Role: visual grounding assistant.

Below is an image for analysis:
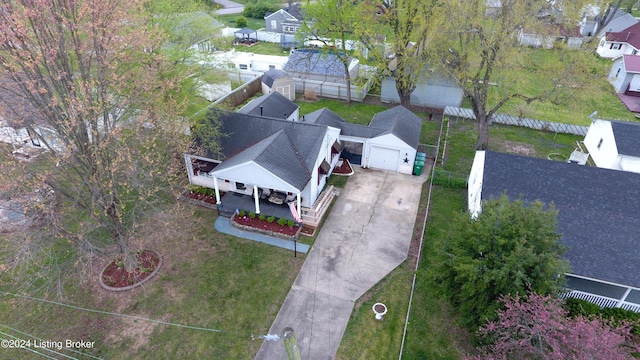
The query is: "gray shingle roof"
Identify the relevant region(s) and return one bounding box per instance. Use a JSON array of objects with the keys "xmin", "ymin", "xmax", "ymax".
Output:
[
  {"xmin": 304, "ymin": 106, "xmax": 422, "ymax": 144},
  {"xmin": 370, "ymin": 106, "xmax": 422, "ymax": 148},
  {"xmin": 262, "ymin": 69, "xmax": 288, "ymax": 88},
  {"xmin": 196, "ymin": 109, "xmax": 327, "ymax": 191},
  {"xmin": 238, "ymin": 91, "xmax": 298, "ymax": 119},
  {"xmin": 480, "ymin": 151, "xmax": 640, "ymax": 288},
  {"xmin": 611, "ymin": 121, "xmax": 640, "ymax": 157},
  {"xmin": 284, "ymin": 51, "xmax": 347, "ymax": 77}
]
